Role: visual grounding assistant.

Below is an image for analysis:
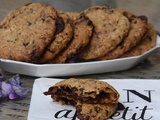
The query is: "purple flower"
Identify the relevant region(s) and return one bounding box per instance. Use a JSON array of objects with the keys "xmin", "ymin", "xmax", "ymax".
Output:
[
  {"xmin": 0, "ymin": 73, "xmax": 28, "ymax": 100},
  {"xmin": 1, "ymin": 82, "xmax": 12, "ymax": 97},
  {"xmin": 9, "ymin": 75, "xmax": 28, "ymax": 99}
]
